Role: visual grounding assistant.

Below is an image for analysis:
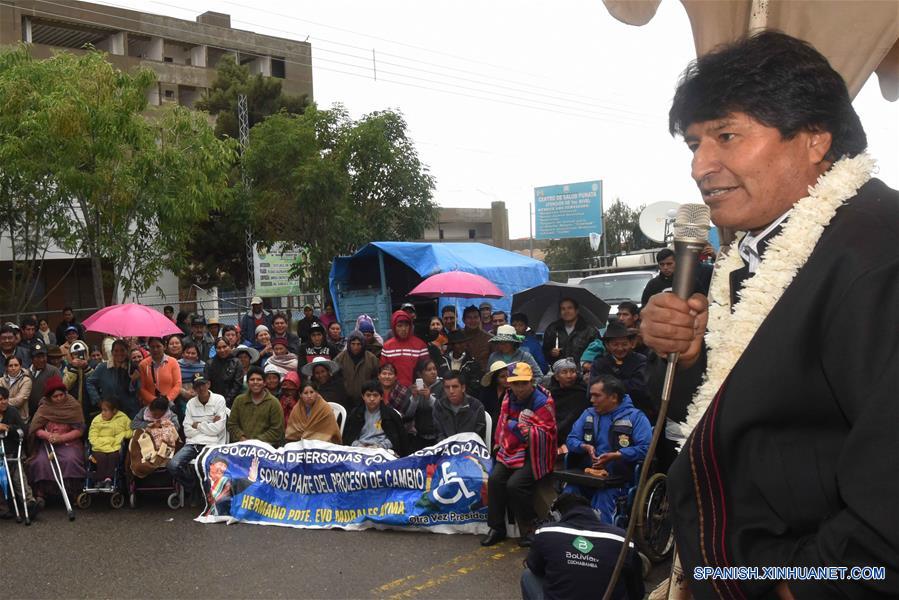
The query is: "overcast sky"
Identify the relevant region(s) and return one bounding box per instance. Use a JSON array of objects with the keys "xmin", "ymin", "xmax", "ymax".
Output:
[{"xmin": 98, "ymin": 0, "xmax": 899, "ymax": 239}]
